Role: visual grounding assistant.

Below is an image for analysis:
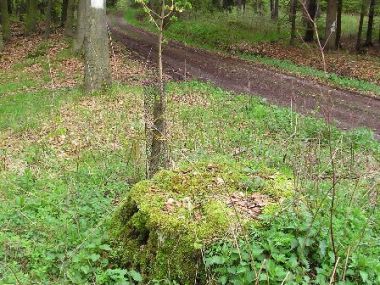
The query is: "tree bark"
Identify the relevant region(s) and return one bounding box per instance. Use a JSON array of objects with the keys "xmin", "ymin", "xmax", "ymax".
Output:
[
  {"xmin": 84, "ymin": 0, "xmax": 111, "ymax": 93},
  {"xmin": 325, "ymin": 0, "xmax": 338, "ymax": 50},
  {"xmin": 74, "ymin": 0, "xmax": 86, "ymax": 52},
  {"xmin": 270, "ymin": 0, "xmax": 274, "ymax": 18},
  {"xmin": 304, "ymin": 0, "xmax": 317, "ymax": 42},
  {"xmin": 149, "ymin": 0, "xmax": 169, "ymax": 177},
  {"xmin": 356, "ymin": 0, "xmax": 368, "ymax": 52},
  {"xmin": 64, "ymin": 0, "xmax": 75, "ymax": 36},
  {"xmin": 25, "ymin": 0, "xmax": 38, "ymax": 34},
  {"xmin": 290, "ymin": 0, "xmax": 297, "ymax": 45},
  {"xmin": 365, "ymin": 0, "xmax": 376, "ymax": 46},
  {"xmin": 236, "ymin": 0, "xmax": 242, "ymax": 11},
  {"xmin": 273, "ymin": 0, "xmax": 279, "ymax": 19},
  {"xmin": 0, "ymin": 24, "xmax": 4, "ymax": 51},
  {"xmin": 0, "ymin": 0, "xmax": 10, "ymax": 40},
  {"xmin": 44, "ymin": 0, "xmax": 52, "ymax": 38},
  {"xmin": 257, "ymin": 0, "xmax": 263, "ymax": 15},
  {"xmin": 335, "ymin": 0, "xmax": 342, "ymax": 49},
  {"xmin": 61, "ymin": 0, "xmax": 68, "ymax": 26},
  {"xmin": 7, "ymin": 0, "xmax": 11, "ymax": 14}
]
